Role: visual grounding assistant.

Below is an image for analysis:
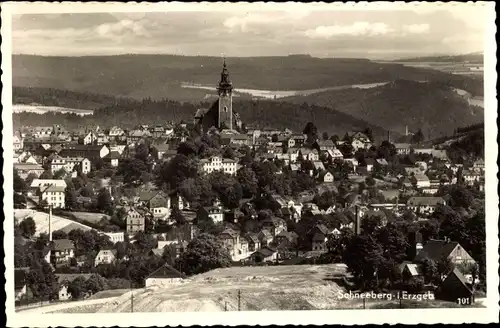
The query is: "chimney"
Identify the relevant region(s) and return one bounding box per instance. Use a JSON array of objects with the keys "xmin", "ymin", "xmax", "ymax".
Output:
[
  {"xmin": 354, "ymin": 205, "xmax": 361, "ymax": 235},
  {"xmin": 48, "ymin": 204, "xmax": 53, "ymax": 242},
  {"xmin": 387, "ymin": 130, "xmax": 391, "ymax": 143},
  {"xmin": 415, "ymin": 231, "xmax": 423, "ymax": 255},
  {"xmin": 405, "ymin": 125, "xmax": 408, "ymax": 136}
]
